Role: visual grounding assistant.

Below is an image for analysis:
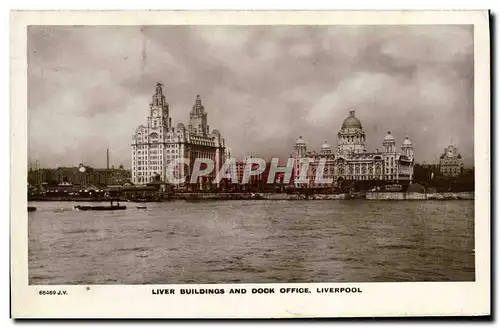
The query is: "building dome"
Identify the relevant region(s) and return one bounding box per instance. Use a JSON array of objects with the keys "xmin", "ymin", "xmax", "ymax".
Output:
[
  {"xmin": 403, "ymin": 136, "xmax": 412, "ymax": 146},
  {"xmin": 321, "ymin": 140, "xmax": 332, "ymax": 150},
  {"xmin": 296, "ymin": 136, "xmax": 306, "ymax": 145},
  {"xmin": 341, "ymin": 108, "xmax": 362, "ymax": 129},
  {"xmin": 384, "ymin": 131, "xmax": 395, "ymax": 141}
]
